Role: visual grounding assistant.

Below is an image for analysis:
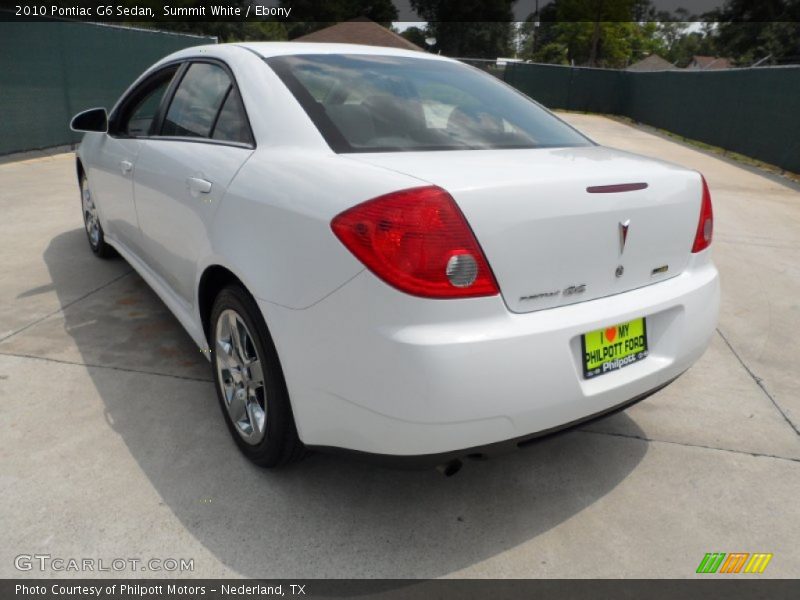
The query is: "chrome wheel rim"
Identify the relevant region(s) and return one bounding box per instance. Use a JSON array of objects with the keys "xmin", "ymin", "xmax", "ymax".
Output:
[
  {"xmin": 81, "ymin": 178, "xmax": 100, "ymax": 248},
  {"xmin": 214, "ymin": 309, "xmax": 267, "ymax": 445}
]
